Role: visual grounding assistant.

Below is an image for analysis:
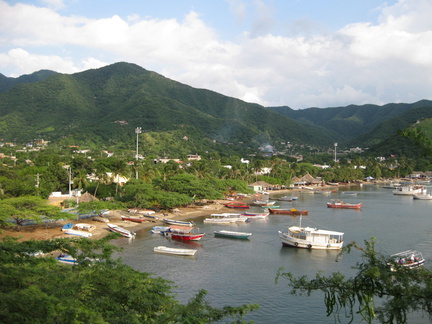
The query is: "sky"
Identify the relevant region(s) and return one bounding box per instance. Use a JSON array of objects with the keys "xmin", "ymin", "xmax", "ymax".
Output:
[{"xmin": 1, "ymin": 0, "xmax": 432, "ymax": 109}]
